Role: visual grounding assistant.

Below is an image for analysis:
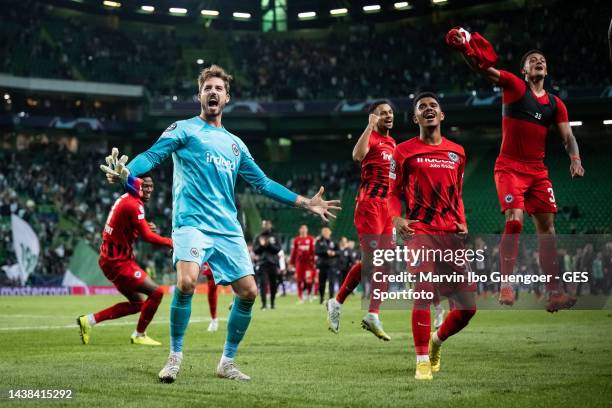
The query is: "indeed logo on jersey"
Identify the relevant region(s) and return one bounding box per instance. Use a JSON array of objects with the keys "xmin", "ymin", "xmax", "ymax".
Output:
[
  {"xmin": 416, "ymin": 157, "xmax": 457, "ymax": 169},
  {"xmin": 206, "ymin": 152, "xmax": 236, "ymax": 173}
]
